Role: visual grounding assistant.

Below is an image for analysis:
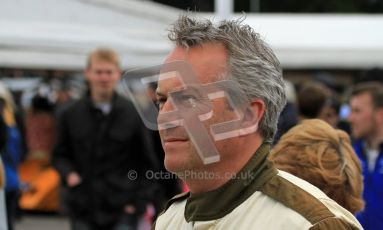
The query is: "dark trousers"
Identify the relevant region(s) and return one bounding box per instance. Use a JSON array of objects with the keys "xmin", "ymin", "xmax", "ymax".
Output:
[{"xmin": 5, "ymin": 190, "xmax": 19, "ymax": 230}]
